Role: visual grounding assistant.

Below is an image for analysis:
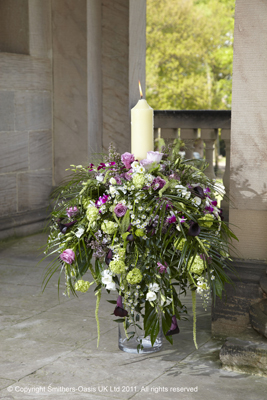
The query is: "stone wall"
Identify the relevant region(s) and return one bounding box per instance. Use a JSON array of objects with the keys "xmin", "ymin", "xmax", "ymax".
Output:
[{"xmin": 0, "ymin": 0, "xmax": 53, "ymax": 239}]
